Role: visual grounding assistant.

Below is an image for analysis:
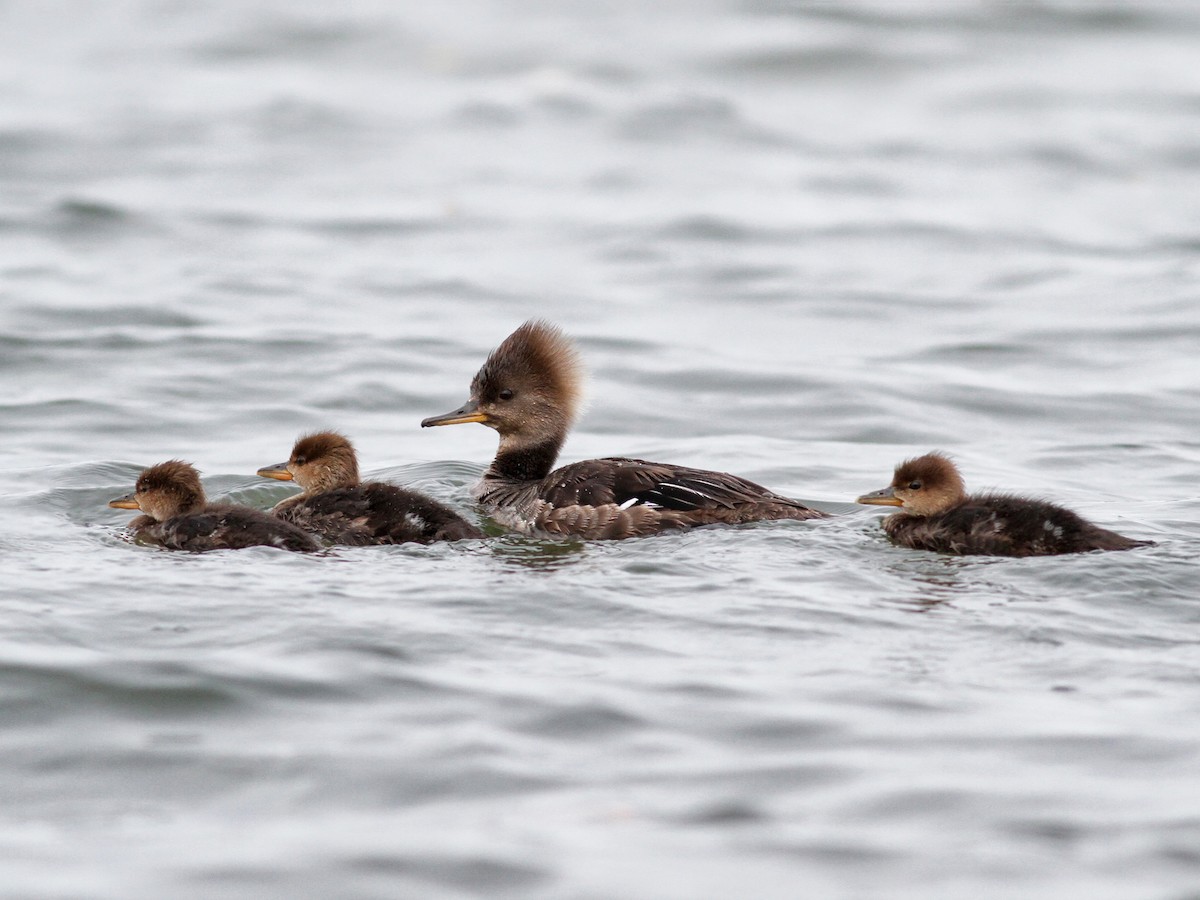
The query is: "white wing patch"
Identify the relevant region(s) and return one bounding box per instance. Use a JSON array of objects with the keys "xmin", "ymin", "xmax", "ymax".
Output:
[
  {"xmin": 681, "ymin": 478, "xmax": 725, "ymax": 492},
  {"xmin": 660, "ymin": 484, "xmax": 714, "ymax": 502},
  {"xmin": 618, "ymin": 496, "xmax": 663, "ymax": 510}
]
